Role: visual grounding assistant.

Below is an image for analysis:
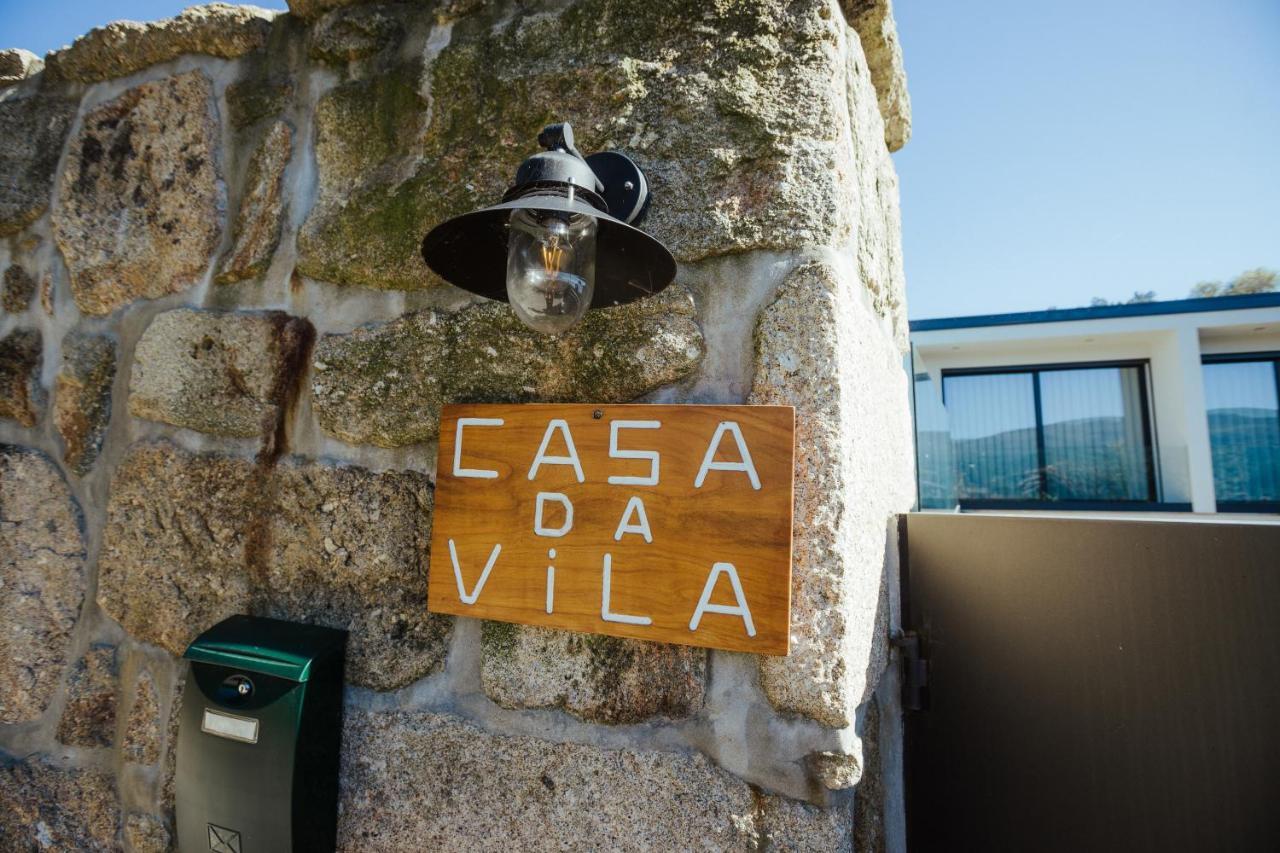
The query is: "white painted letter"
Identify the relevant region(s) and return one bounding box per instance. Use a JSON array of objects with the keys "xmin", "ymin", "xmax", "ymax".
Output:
[
  {"xmin": 534, "ymin": 492, "xmax": 574, "ymax": 538},
  {"xmin": 608, "ymin": 420, "xmax": 661, "ymax": 485},
  {"xmin": 448, "ymin": 539, "xmax": 502, "ymax": 605},
  {"xmin": 528, "ymin": 419, "xmax": 585, "ymax": 483},
  {"xmin": 601, "ymin": 553, "xmax": 652, "ymax": 625},
  {"xmin": 694, "ymin": 421, "xmax": 761, "ymax": 490},
  {"xmin": 689, "ymin": 562, "xmax": 756, "ymax": 637},
  {"xmin": 546, "ymin": 548, "xmax": 556, "ymax": 614},
  {"xmin": 612, "ymin": 496, "xmax": 653, "ymax": 543},
  {"xmin": 453, "ymin": 417, "xmax": 504, "ymax": 479}
]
